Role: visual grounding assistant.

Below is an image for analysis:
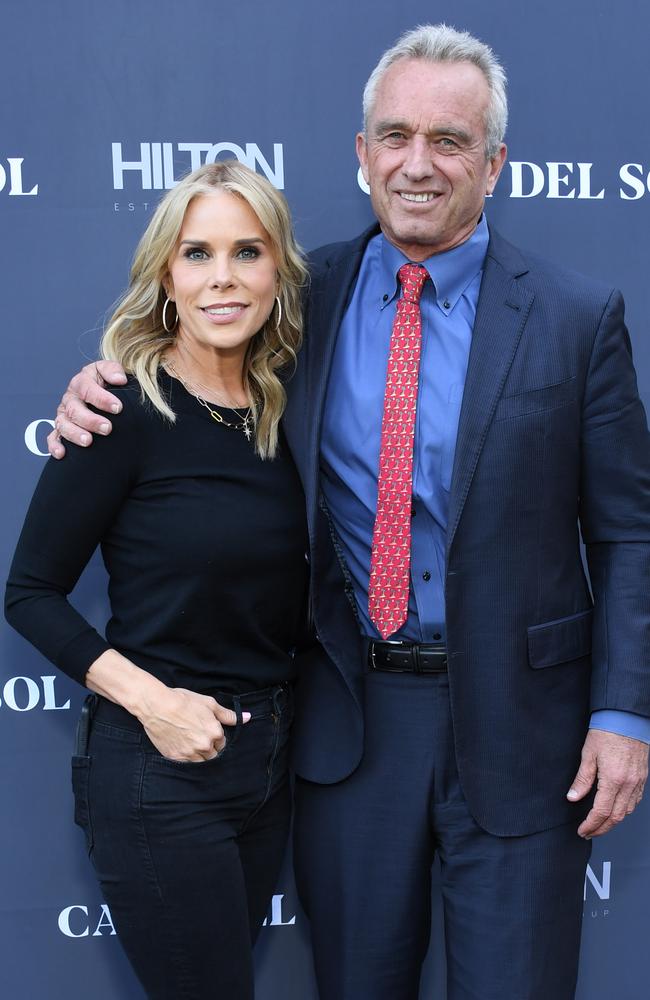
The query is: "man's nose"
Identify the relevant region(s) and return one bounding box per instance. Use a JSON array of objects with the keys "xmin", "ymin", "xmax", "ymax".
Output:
[{"xmin": 401, "ymin": 137, "xmax": 435, "ymax": 181}]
